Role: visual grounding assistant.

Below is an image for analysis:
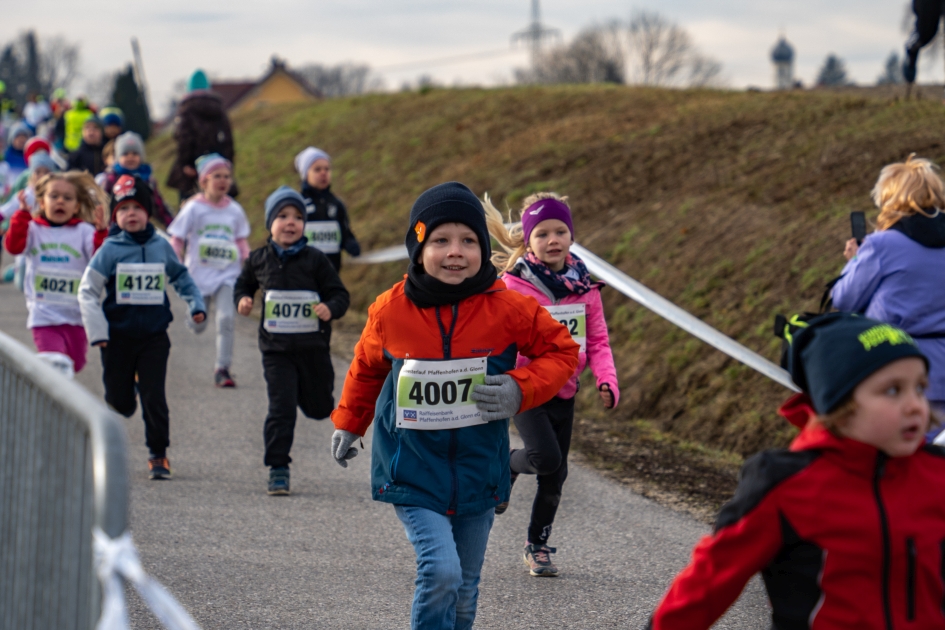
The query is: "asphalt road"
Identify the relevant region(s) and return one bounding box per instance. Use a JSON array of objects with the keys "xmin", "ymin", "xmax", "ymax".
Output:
[{"xmin": 0, "ymin": 252, "xmax": 769, "ymax": 629}]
